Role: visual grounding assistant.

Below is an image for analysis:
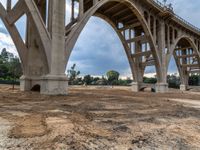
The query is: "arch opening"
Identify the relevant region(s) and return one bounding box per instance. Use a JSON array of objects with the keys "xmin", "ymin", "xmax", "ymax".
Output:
[
  {"xmin": 66, "ymin": 16, "xmax": 132, "ymax": 84},
  {"xmin": 65, "ymin": 0, "xmax": 161, "ymax": 88},
  {"xmin": 168, "ymin": 37, "xmax": 200, "ymax": 90},
  {"xmin": 31, "ymin": 84, "xmax": 41, "ymax": 92}
]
